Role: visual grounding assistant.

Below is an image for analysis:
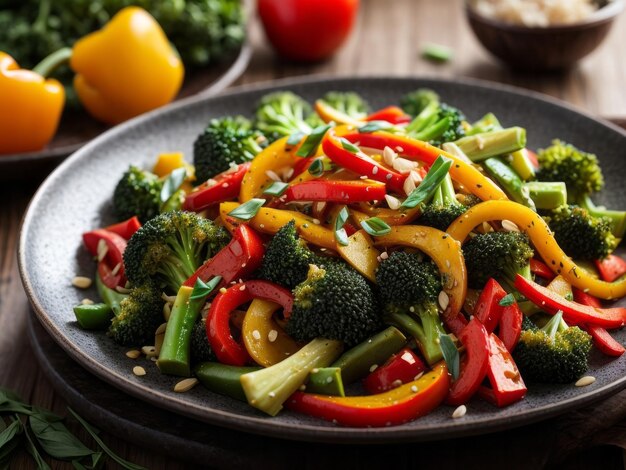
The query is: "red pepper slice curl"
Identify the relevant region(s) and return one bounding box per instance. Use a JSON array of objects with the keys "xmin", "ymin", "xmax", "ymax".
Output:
[
  {"xmin": 104, "ymin": 216, "xmax": 142, "ymax": 240},
  {"xmin": 594, "ymin": 255, "xmax": 626, "ymax": 283},
  {"xmin": 82, "ymin": 229, "xmax": 128, "ymax": 289},
  {"xmin": 283, "ymin": 180, "xmax": 387, "ymax": 203},
  {"xmin": 573, "ymin": 288, "xmax": 625, "ymax": 357},
  {"xmin": 498, "ymin": 302, "xmax": 523, "ymax": 353},
  {"xmin": 362, "ymin": 348, "xmax": 427, "ymax": 395},
  {"xmin": 364, "ymin": 106, "xmax": 412, "ymax": 124},
  {"xmin": 183, "ymin": 162, "xmax": 251, "ymax": 212},
  {"xmin": 473, "ymin": 278, "xmax": 506, "ymax": 333},
  {"xmin": 530, "ymin": 258, "xmax": 555, "ymax": 280}
]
